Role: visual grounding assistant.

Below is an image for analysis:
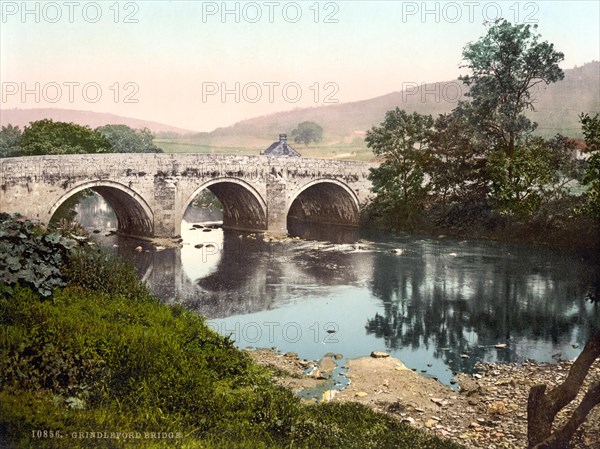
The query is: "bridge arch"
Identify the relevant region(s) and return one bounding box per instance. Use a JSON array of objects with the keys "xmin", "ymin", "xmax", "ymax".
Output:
[
  {"xmin": 286, "ymin": 179, "xmax": 360, "ymax": 227},
  {"xmin": 183, "ymin": 178, "xmax": 267, "ymax": 232},
  {"xmin": 49, "ymin": 180, "xmax": 154, "ymax": 236}
]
